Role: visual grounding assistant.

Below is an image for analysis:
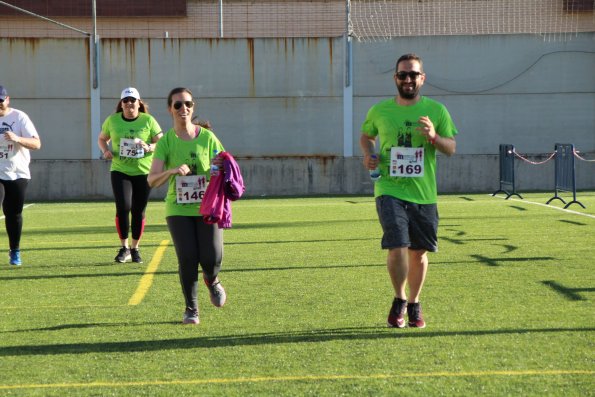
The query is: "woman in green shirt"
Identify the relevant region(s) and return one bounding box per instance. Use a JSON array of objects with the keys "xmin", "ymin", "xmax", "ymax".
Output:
[
  {"xmin": 98, "ymin": 87, "xmax": 163, "ymax": 264},
  {"xmin": 148, "ymin": 87, "xmax": 226, "ymax": 325}
]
